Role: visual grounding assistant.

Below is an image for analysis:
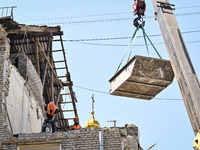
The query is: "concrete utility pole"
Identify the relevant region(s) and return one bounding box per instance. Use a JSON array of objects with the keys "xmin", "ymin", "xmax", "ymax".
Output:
[{"xmin": 151, "ymin": 0, "xmax": 200, "ymax": 135}]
